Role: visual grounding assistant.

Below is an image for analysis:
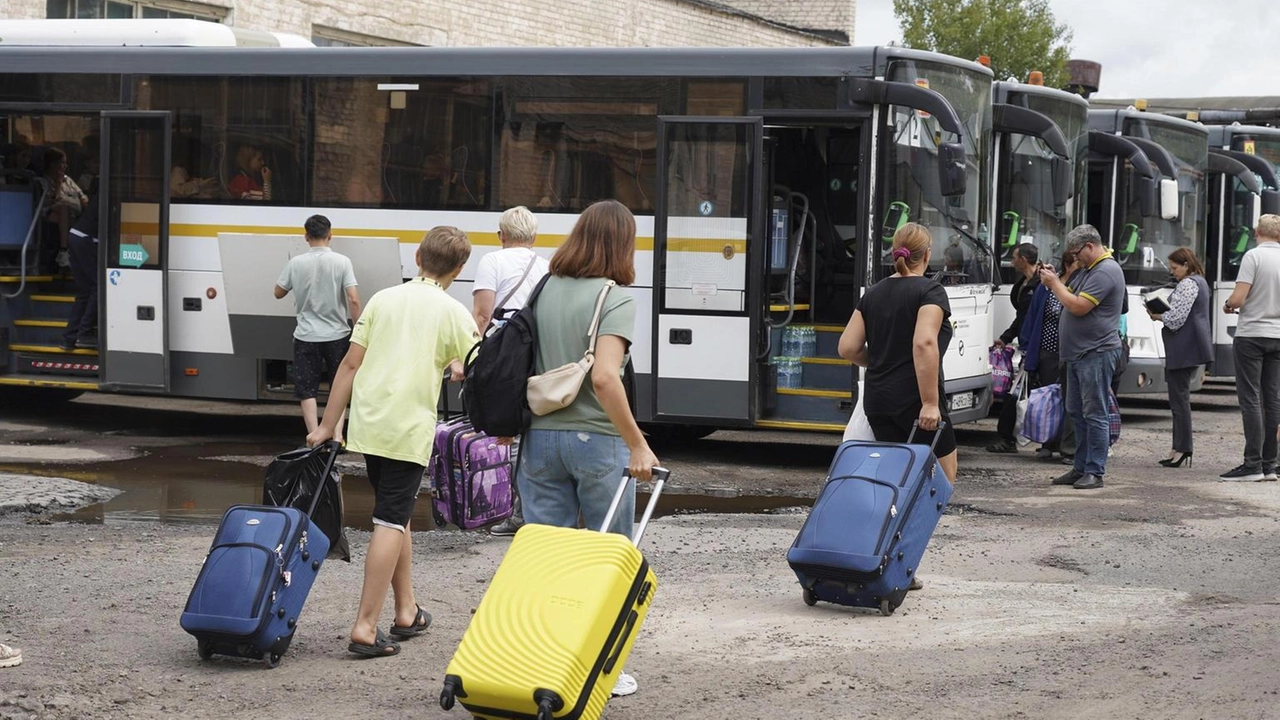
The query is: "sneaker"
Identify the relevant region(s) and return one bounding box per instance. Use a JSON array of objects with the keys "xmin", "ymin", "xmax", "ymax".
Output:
[
  {"xmin": 611, "ymin": 672, "xmax": 638, "ymax": 698},
  {"xmin": 488, "ymin": 517, "xmax": 523, "ymax": 537},
  {"xmin": 56, "ymin": 250, "xmax": 70, "ymax": 269},
  {"xmin": 59, "ymin": 337, "xmax": 77, "ymax": 352},
  {"xmin": 75, "ymin": 334, "xmax": 98, "ymax": 350},
  {"xmin": 985, "ymin": 440, "xmax": 1017, "ymax": 454},
  {"xmin": 0, "ymin": 643, "xmax": 21, "ymax": 669},
  {"xmin": 1219, "ymin": 464, "xmax": 1264, "ymax": 482},
  {"xmin": 1264, "ymin": 468, "xmax": 1278, "ymax": 482}
]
